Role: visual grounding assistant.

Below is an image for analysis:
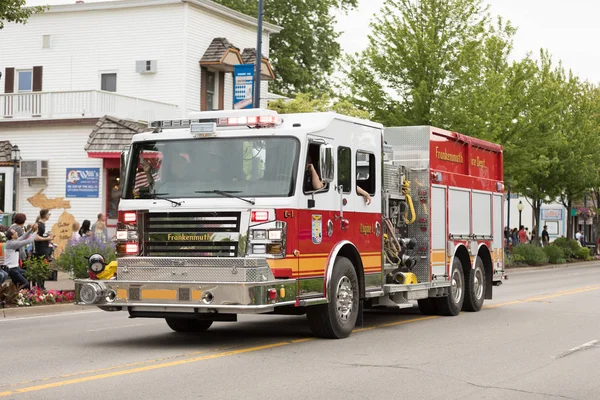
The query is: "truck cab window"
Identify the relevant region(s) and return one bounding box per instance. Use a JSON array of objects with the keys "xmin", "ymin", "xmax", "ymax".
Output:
[
  {"xmin": 356, "ymin": 151, "xmax": 375, "ymax": 196},
  {"xmin": 337, "ymin": 146, "xmax": 351, "ymax": 193},
  {"xmin": 304, "ymin": 143, "xmax": 328, "ymax": 193}
]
